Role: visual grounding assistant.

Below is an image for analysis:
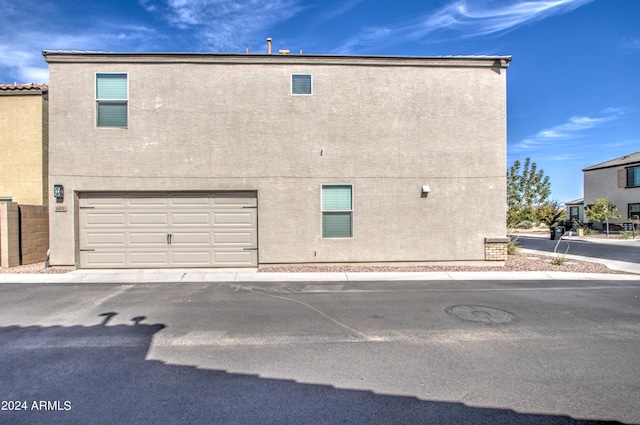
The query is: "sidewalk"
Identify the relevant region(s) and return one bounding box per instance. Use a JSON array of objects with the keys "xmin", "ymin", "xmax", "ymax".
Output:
[{"xmin": 0, "ymin": 268, "xmax": 638, "ymax": 284}]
